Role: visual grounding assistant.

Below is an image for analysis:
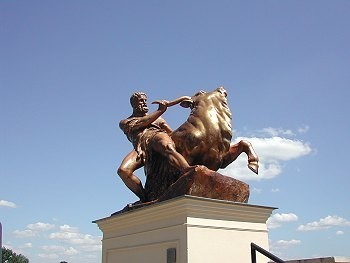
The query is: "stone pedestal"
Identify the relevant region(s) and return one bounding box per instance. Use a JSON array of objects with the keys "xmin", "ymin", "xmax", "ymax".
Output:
[{"xmin": 94, "ymin": 196, "xmax": 276, "ymax": 263}]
